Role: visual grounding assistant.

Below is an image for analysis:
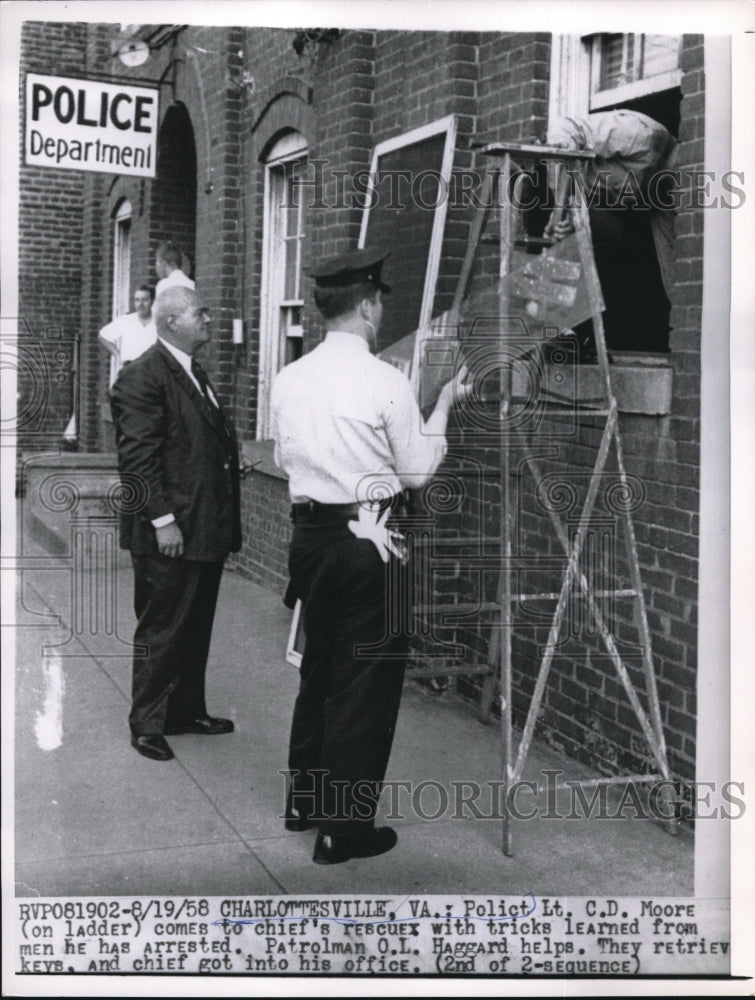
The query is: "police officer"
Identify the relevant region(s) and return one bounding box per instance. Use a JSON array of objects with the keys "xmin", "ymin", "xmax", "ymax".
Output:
[{"xmin": 270, "ymin": 247, "xmax": 472, "ymax": 864}]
